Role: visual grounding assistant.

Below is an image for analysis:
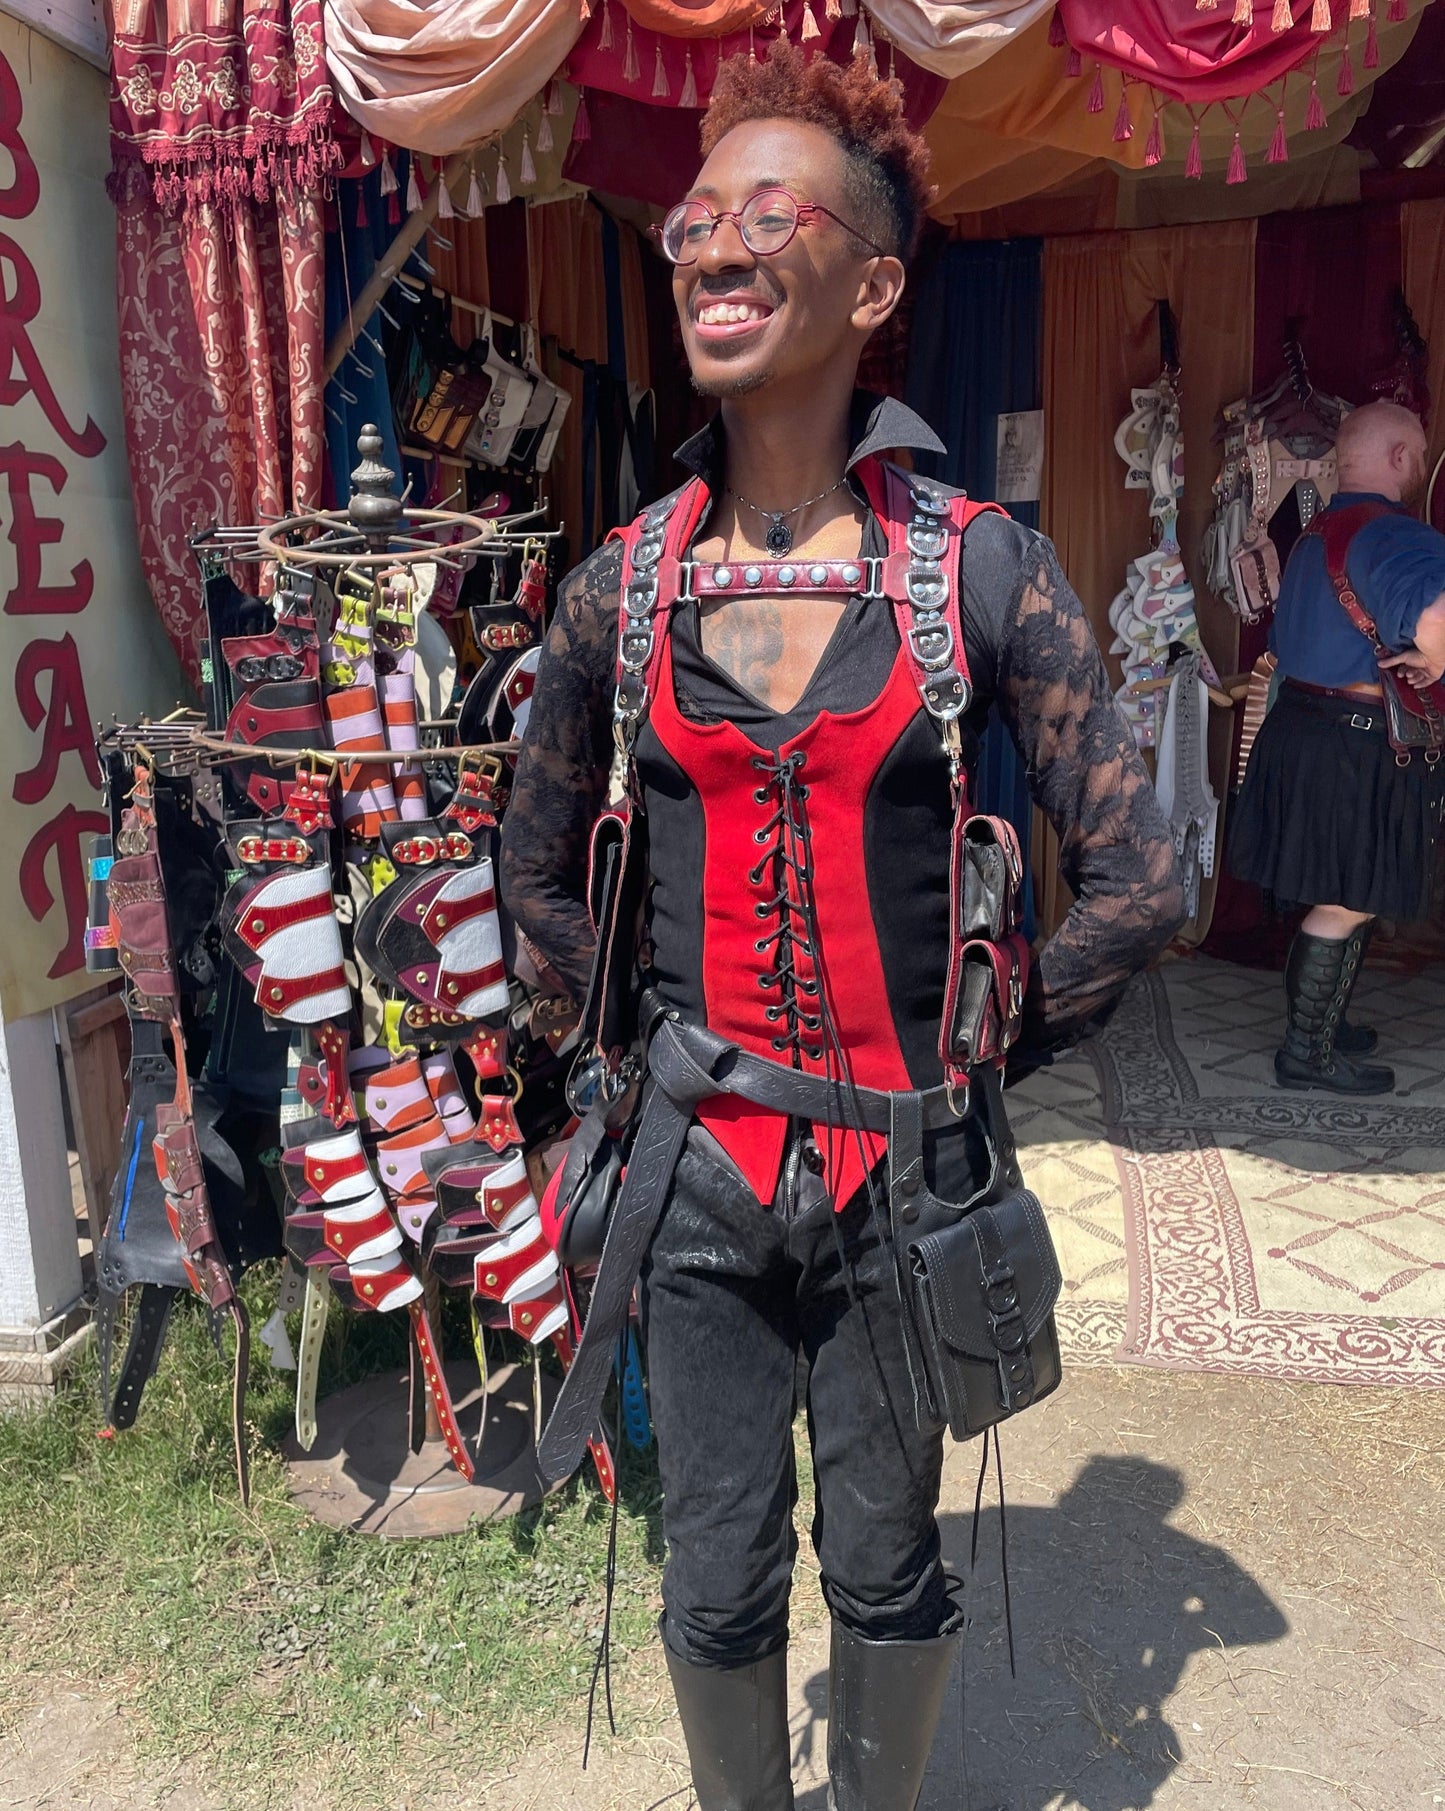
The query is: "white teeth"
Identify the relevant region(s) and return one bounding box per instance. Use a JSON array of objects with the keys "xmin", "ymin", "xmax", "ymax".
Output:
[{"xmin": 698, "ymin": 301, "xmax": 769, "ymax": 326}]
